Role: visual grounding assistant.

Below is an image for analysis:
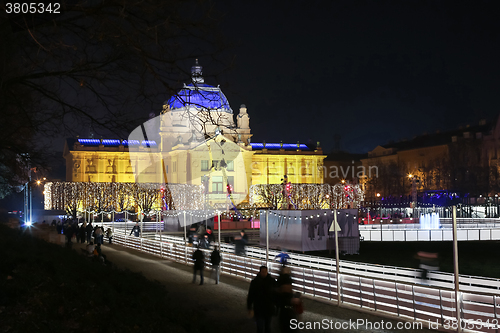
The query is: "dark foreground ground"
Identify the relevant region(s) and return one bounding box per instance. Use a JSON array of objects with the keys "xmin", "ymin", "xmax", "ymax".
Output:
[
  {"xmin": 310, "ymin": 240, "xmax": 500, "ymax": 278},
  {"xmin": 0, "ymin": 224, "xmax": 435, "ymax": 333}
]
